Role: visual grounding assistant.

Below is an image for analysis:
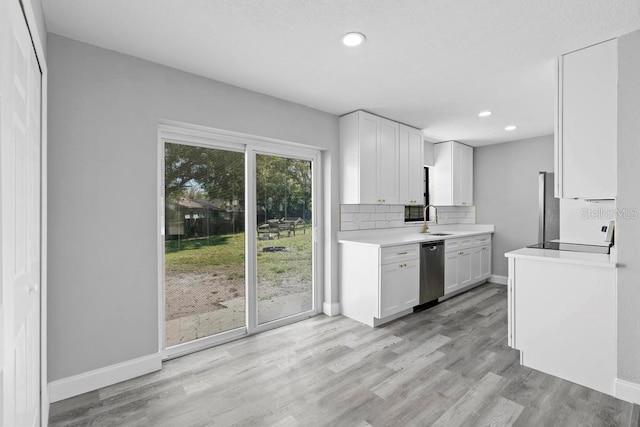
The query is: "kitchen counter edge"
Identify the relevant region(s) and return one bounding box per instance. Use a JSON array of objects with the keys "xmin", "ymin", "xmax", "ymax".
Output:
[
  {"xmin": 337, "ymin": 227, "xmax": 494, "ymax": 248},
  {"xmin": 505, "ymin": 247, "xmax": 616, "ymax": 269}
]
